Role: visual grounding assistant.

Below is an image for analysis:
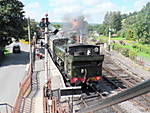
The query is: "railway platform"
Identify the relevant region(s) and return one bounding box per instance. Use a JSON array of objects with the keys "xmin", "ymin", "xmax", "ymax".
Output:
[
  {"xmin": 24, "ymin": 48, "xmax": 67, "ymax": 113},
  {"xmin": 48, "ymin": 54, "xmax": 66, "ymax": 90},
  {"xmin": 32, "ymin": 59, "xmax": 45, "ymax": 113}
]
